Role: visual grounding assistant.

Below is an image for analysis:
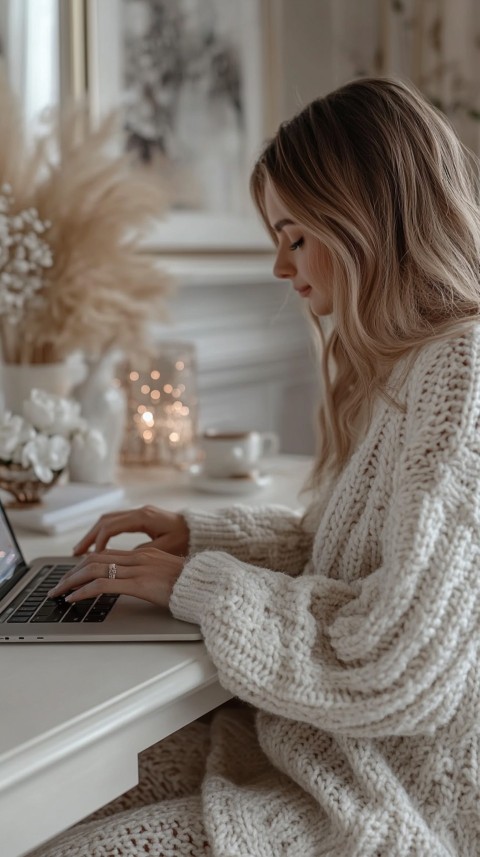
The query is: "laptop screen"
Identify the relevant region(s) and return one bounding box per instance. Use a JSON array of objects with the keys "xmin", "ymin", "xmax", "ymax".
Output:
[{"xmin": 0, "ymin": 501, "xmax": 28, "ymax": 601}]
